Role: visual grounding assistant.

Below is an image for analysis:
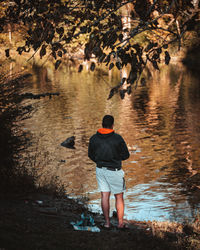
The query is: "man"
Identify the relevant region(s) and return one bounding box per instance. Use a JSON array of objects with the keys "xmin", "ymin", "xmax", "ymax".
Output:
[{"xmin": 88, "ymin": 115, "xmax": 130, "ymax": 228}]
